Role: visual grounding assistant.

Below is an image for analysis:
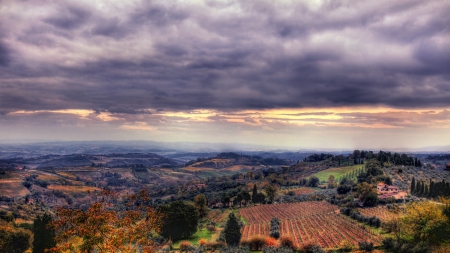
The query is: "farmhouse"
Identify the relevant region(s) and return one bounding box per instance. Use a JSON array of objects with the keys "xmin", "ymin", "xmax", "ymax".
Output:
[
  {"xmin": 377, "ymin": 183, "xmax": 407, "ymax": 200},
  {"xmin": 377, "ymin": 183, "xmax": 399, "ymax": 193}
]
